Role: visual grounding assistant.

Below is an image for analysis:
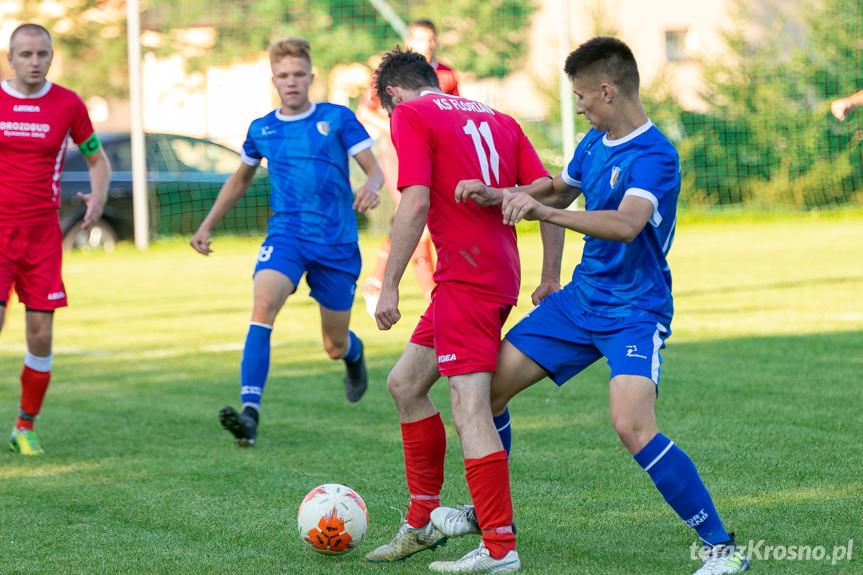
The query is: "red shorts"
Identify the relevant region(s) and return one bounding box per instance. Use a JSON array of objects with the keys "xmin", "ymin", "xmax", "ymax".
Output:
[
  {"xmin": 0, "ymin": 224, "xmax": 67, "ymax": 310},
  {"xmin": 409, "ymin": 283, "xmax": 512, "ymax": 377}
]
